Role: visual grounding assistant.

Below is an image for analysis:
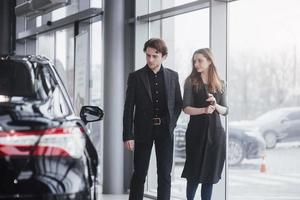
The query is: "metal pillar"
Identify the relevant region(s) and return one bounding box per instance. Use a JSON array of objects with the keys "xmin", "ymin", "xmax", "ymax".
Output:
[
  {"xmin": 102, "ymin": 0, "xmax": 125, "ymax": 194},
  {"xmin": 0, "ymin": 0, "xmax": 16, "ymax": 55},
  {"xmin": 210, "ymin": 0, "xmax": 228, "ymax": 200}
]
